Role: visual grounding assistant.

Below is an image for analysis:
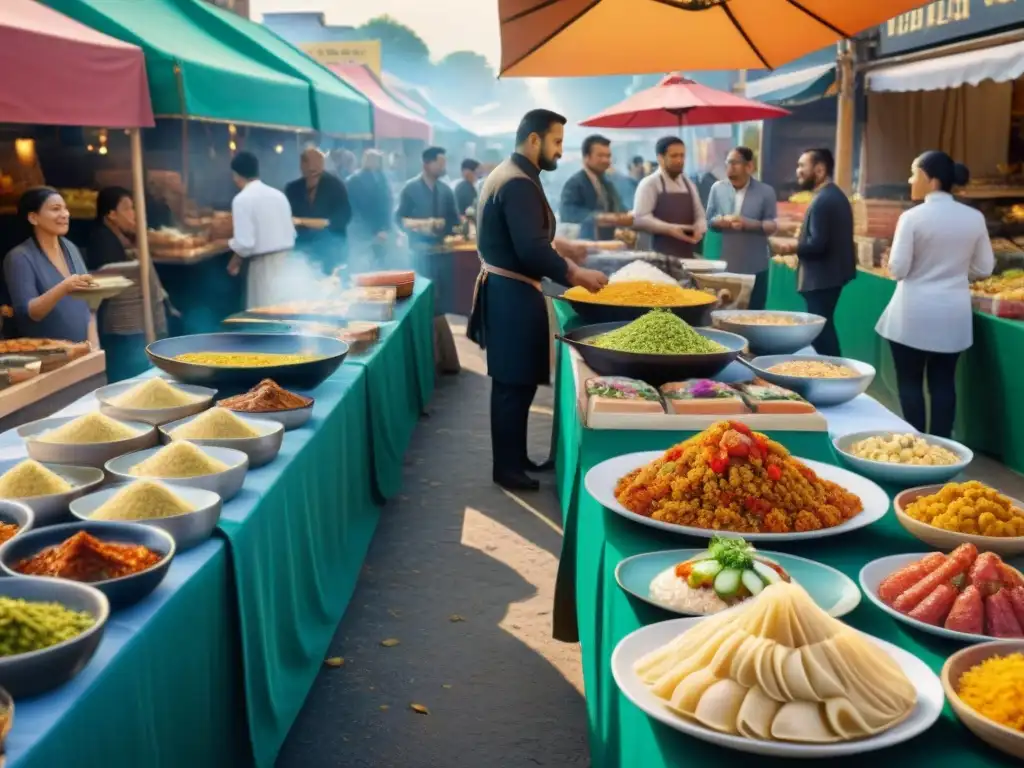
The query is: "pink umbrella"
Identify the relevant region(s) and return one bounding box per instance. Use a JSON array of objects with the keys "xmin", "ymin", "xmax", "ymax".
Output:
[{"xmin": 580, "ymin": 73, "xmax": 789, "ymax": 130}]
